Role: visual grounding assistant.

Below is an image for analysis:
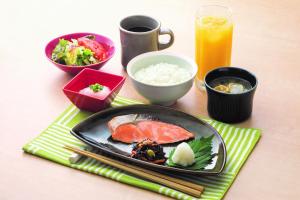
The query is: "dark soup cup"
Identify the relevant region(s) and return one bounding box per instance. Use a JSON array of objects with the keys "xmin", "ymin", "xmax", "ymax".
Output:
[{"xmin": 204, "ymin": 67, "xmax": 258, "ymax": 123}]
